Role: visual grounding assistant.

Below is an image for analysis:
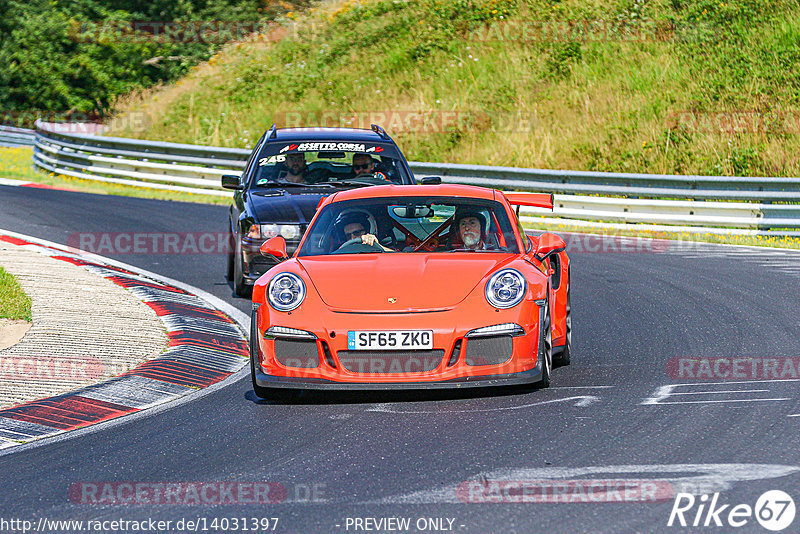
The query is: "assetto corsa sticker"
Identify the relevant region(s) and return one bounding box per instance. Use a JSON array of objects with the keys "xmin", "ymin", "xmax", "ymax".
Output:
[{"xmin": 279, "ymin": 142, "xmax": 369, "ymax": 153}]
